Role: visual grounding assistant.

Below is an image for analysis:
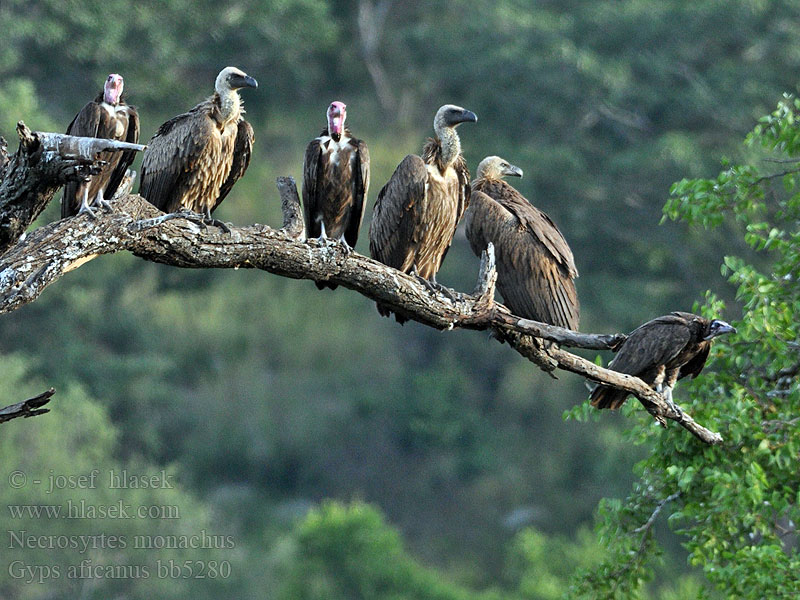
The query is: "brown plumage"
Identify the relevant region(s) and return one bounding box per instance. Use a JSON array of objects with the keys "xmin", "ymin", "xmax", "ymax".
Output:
[
  {"xmin": 590, "ymin": 312, "xmax": 736, "ymax": 410},
  {"xmin": 62, "ymin": 73, "xmax": 139, "ymax": 218},
  {"xmin": 139, "ymin": 67, "xmax": 257, "ymax": 220},
  {"xmin": 466, "ymin": 156, "xmax": 579, "ymax": 330},
  {"xmin": 369, "ymin": 104, "xmax": 477, "ymax": 321},
  {"xmin": 303, "ymin": 101, "xmax": 370, "ymax": 290}
]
